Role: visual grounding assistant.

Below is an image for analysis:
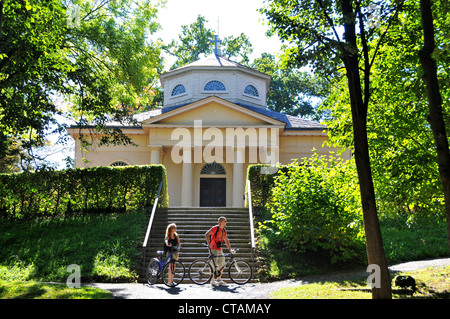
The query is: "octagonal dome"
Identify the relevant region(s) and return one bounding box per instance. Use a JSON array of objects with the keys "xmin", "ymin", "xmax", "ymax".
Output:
[{"xmin": 159, "ymin": 54, "xmax": 271, "ymax": 109}]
